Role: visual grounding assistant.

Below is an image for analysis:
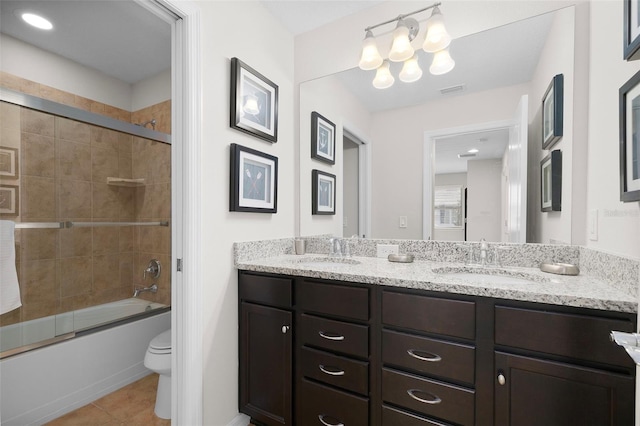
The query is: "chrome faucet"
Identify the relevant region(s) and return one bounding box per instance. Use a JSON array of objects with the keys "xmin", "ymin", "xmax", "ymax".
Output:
[
  {"xmin": 134, "ymin": 284, "xmax": 158, "ymax": 297},
  {"xmin": 143, "ymin": 259, "xmax": 161, "ymax": 280},
  {"xmin": 328, "ymin": 237, "xmax": 351, "ymax": 258},
  {"xmin": 479, "ymin": 238, "xmax": 488, "ymax": 267}
]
